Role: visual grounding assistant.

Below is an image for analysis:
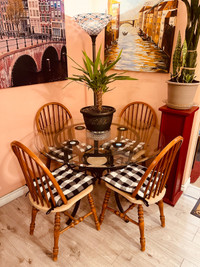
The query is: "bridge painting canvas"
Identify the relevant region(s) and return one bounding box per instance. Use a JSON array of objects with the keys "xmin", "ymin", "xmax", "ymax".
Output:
[
  {"xmin": 105, "ymin": 0, "xmax": 178, "ymax": 73},
  {"xmin": 0, "ymin": 0, "xmax": 67, "ymax": 89}
]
